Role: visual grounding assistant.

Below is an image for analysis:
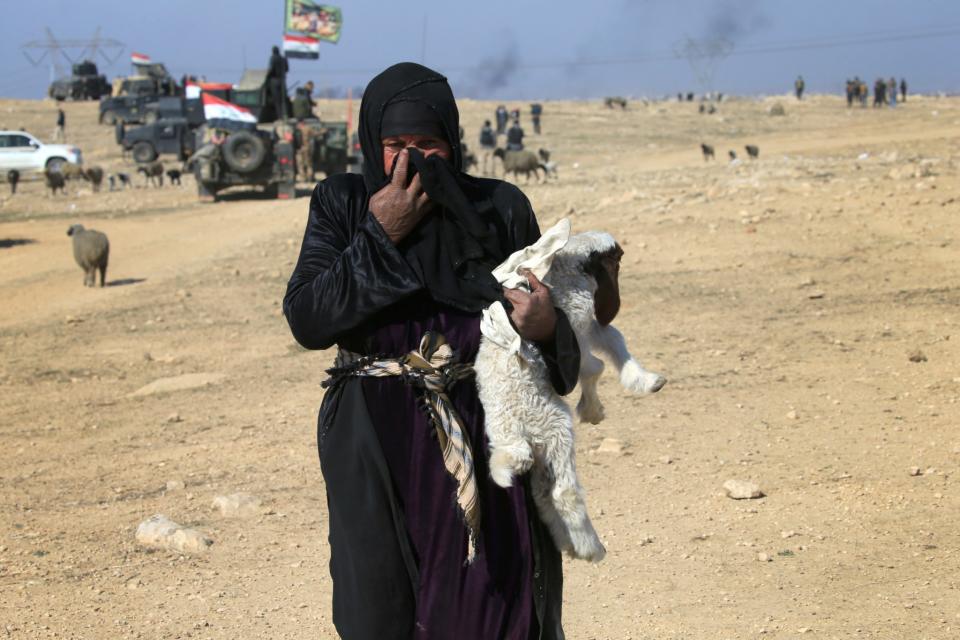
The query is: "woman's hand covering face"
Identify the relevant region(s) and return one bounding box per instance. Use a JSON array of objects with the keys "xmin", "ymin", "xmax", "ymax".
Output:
[
  {"xmin": 369, "ymin": 136, "xmax": 452, "ymax": 244},
  {"xmin": 503, "ymin": 271, "xmax": 557, "ymax": 343},
  {"xmin": 368, "ymin": 148, "xmax": 432, "ymax": 244}
]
